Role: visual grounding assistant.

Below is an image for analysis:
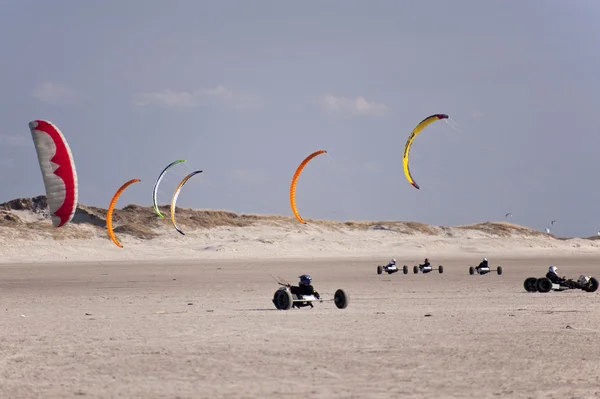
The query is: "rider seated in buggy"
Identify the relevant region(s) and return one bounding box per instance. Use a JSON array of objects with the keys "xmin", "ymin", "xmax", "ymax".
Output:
[
  {"xmin": 546, "ymin": 266, "xmax": 568, "ymax": 286},
  {"xmin": 287, "ymin": 275, "xmax": 320, "ymax": 299},
  {"xmin": 420, "ymin": 258, "xmax": 431, "ymax": 269},
  {"xmin": 476, "ymin": 258, "xmax": 489, "ymax": 271},
  {"xmin": 386, "ymin": 259, "xmax": 397, "ymax": 269}
]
